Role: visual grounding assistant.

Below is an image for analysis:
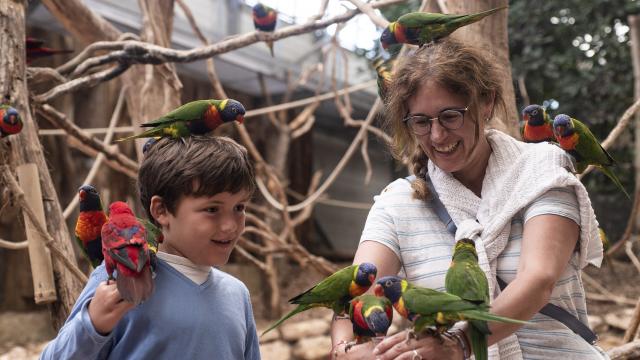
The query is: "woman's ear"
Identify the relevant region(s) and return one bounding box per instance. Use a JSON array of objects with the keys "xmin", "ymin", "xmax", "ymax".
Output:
[
  {"xmin": 150, "ymin": 195, "xmax": 170, "ymax": 228},
  {"xmin": 484, "ymin": 91, "xmax": 496, "ymax": 120}
]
